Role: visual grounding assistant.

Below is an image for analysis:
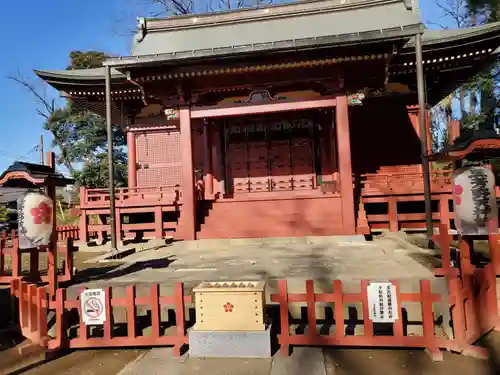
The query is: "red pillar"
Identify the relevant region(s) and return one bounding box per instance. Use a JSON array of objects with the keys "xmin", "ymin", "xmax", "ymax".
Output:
[
  {"xmin": 409, "ymin": 106, "xmax": 432, "ymax": 154},
  {"xmin": 211, "ymin": 124, "xmax": 223, "ymax": 197},
  {"xmin": 127, "ymin": 131, "xmax": 137, "ymax": 188},
  {"xmin": 203, "ymin": 121, "xmax": 214, "ymax": 198},
  {"xmin": 336, "ymin": 96, "xmax": 356, "ymax": 234},
  {"xmin": 180, "ymin": 107, "xmax": 196, "ymax": 240}
]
